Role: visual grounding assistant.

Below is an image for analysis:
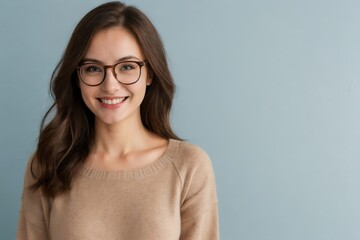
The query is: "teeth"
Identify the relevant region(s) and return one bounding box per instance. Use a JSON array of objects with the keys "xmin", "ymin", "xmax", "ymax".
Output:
[{"xmin": 100, "ymin": 97, "xmax": 125, "ymax": 104}]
